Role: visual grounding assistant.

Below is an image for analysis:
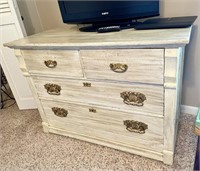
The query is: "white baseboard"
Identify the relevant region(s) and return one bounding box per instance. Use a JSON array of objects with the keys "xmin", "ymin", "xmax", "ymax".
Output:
[
  {"xmin": 181, "ymin": 105, "xmax": 198, "ymax": 115},
  {"xmin": 17, "ymin": 97, "xmax": 37, "ymax": 110}
]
